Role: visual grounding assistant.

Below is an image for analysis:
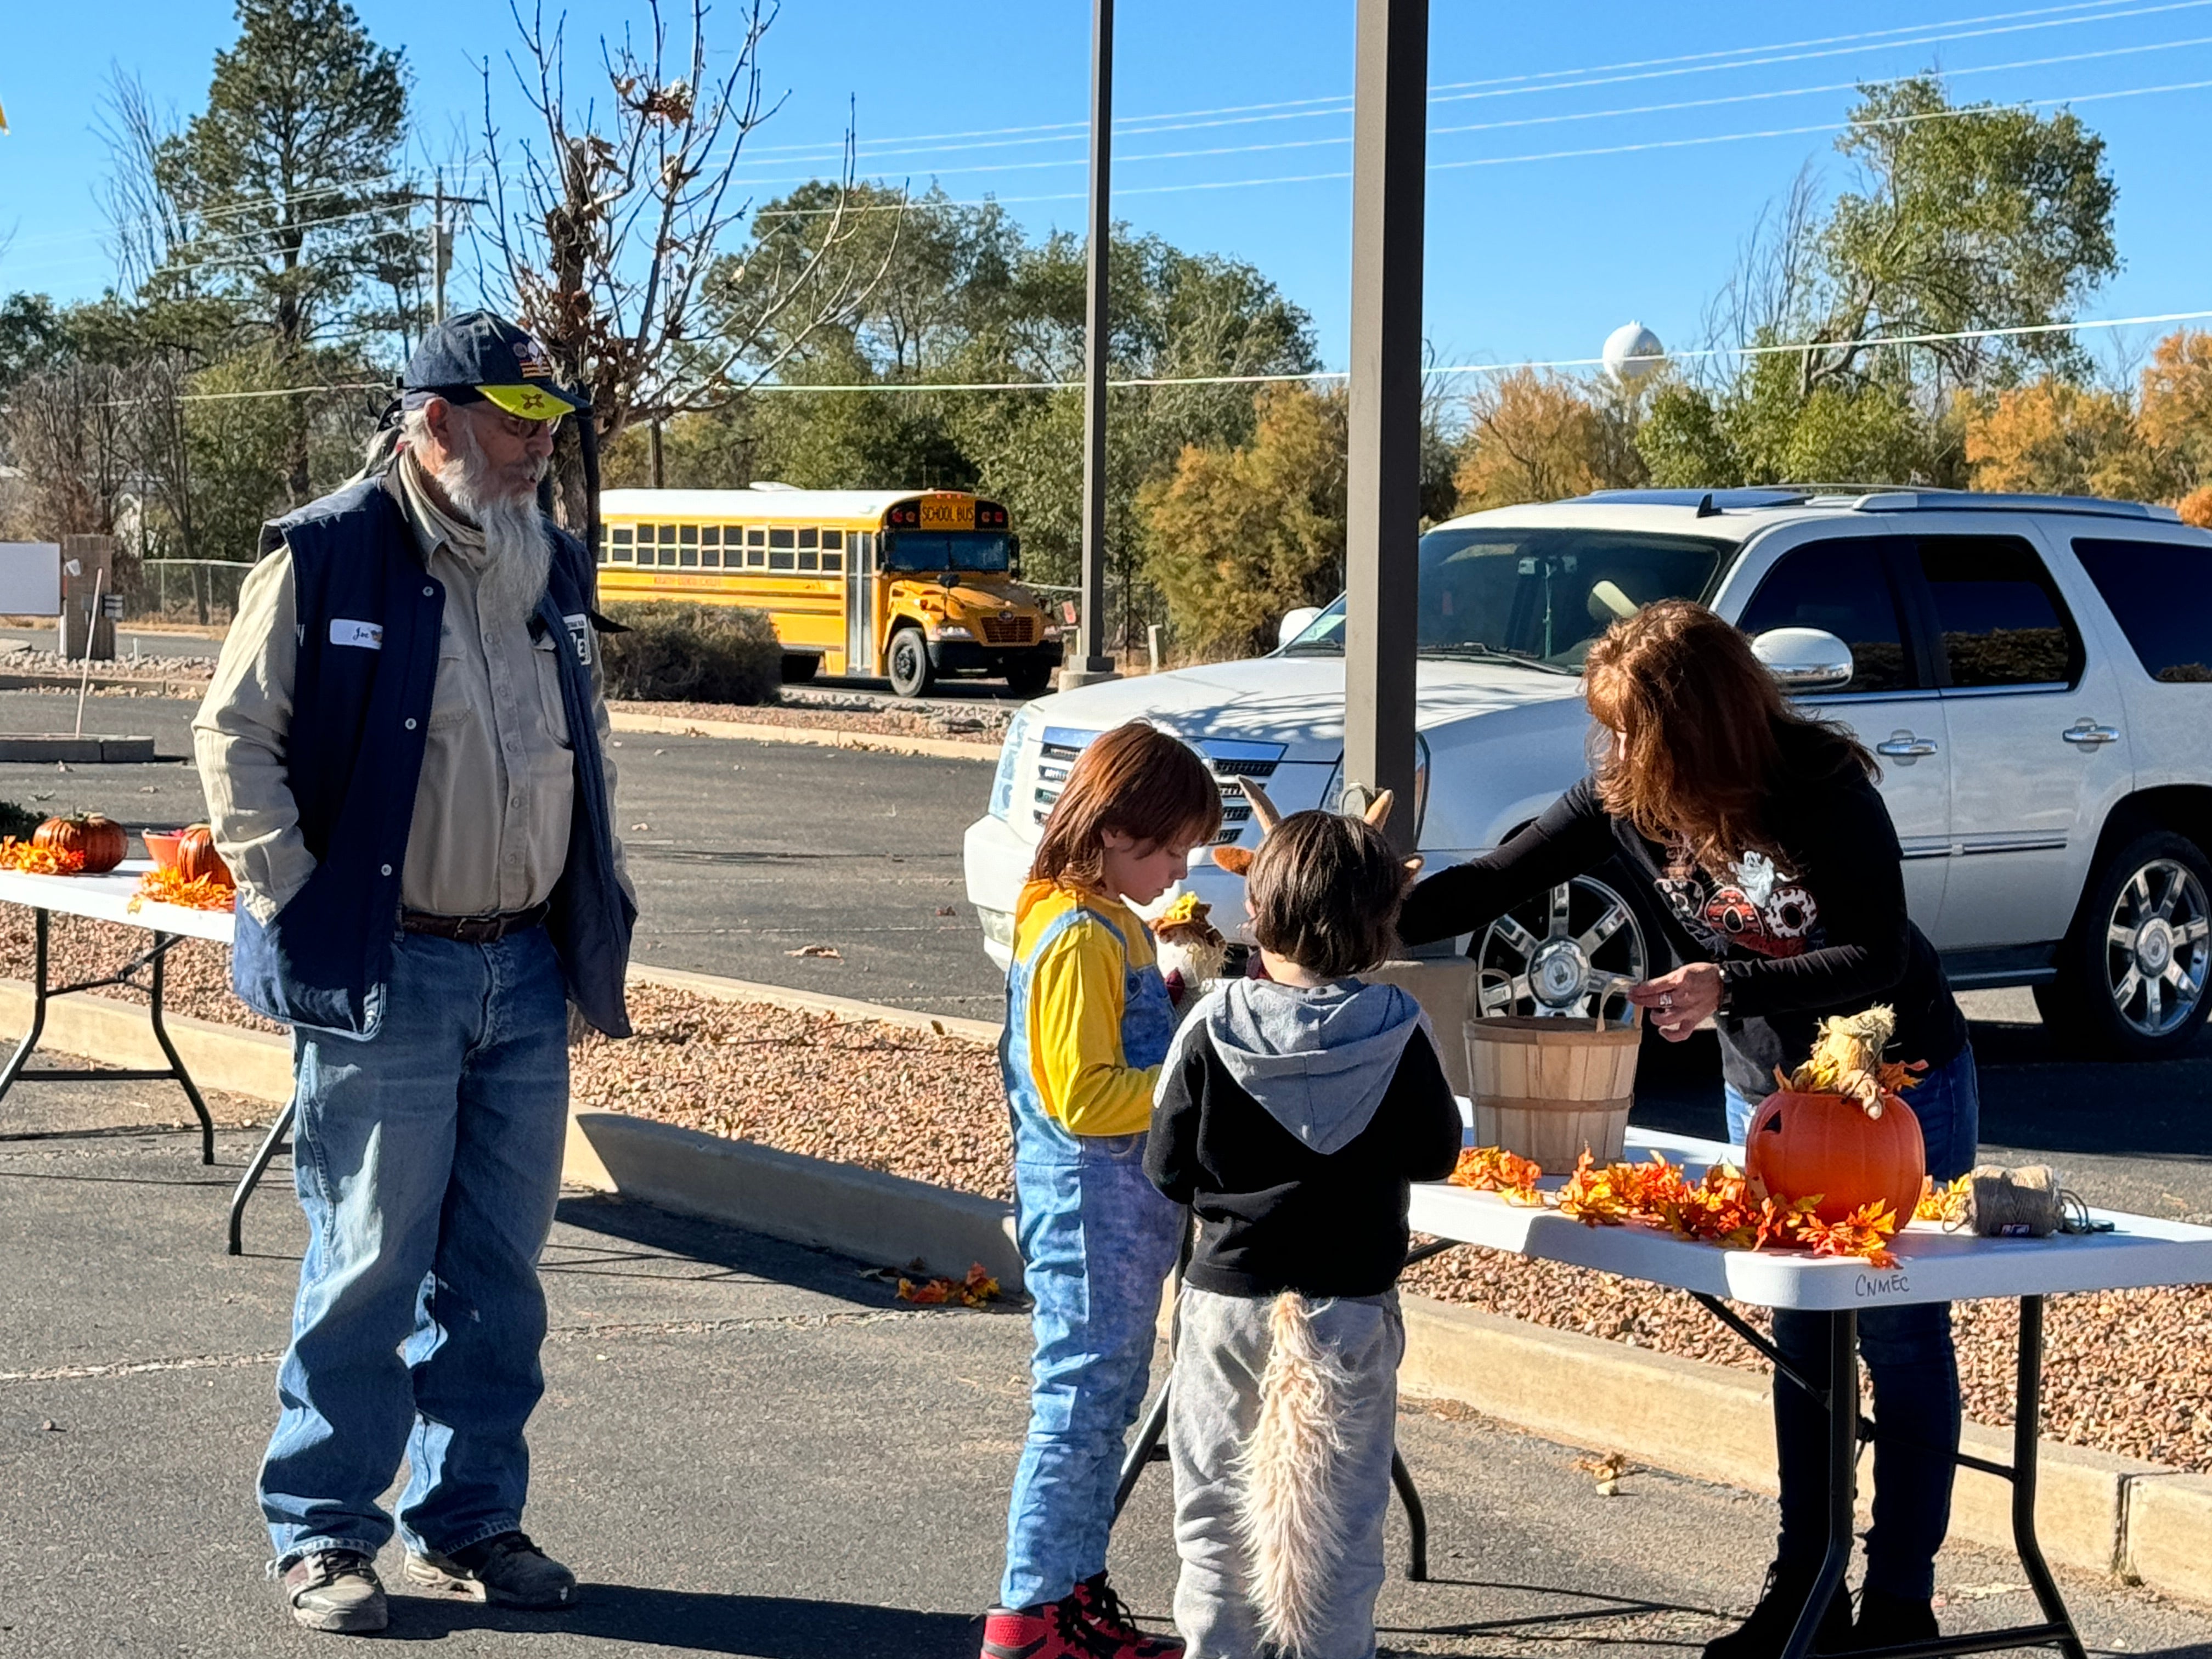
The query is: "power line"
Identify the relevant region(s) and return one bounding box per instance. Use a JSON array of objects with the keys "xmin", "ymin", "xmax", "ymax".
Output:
[
  {"xmin": 108, "ymin": 306, "xmax": 2209, "ymax": 406},
  {"xmin": 725, "ymin": 0, "xmax": 2206, "ymax": 174},
  {"xmin": 734, "ymin": 0, "xmax": 2160, "ymax": 162},
  {"xmin": 745, "ymin": 70, "xmax": 2212, "ymax": 218}
]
